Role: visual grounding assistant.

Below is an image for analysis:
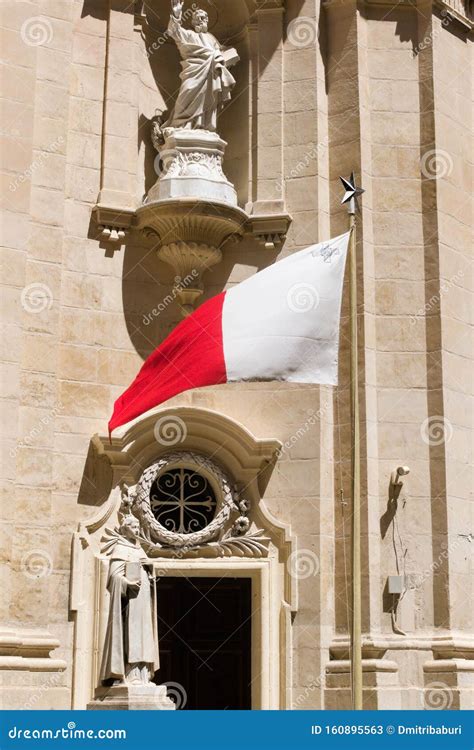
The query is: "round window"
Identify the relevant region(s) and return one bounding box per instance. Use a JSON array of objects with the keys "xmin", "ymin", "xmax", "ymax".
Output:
[{"xmin": 149, "ymin": 467, "xmax": 217, "ymax": 534}]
